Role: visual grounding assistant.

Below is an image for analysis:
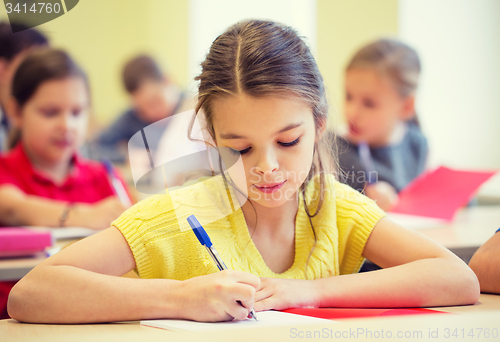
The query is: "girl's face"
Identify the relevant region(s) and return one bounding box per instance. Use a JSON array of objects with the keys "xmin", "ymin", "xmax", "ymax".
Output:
[
  {"xmin": 211, "ymin": 93, "xmax": 320, "ymax": 208},
  {"xmin": 13, "ymin": 77, "xmax": 89, "ymax": 165},
  {"xmin": 132, "ymin": 80, "xmax": 172, "ymax": 123},
  {"xmin": 344, "ymin": 68, "xmax": 414, "ymax": 146}
]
